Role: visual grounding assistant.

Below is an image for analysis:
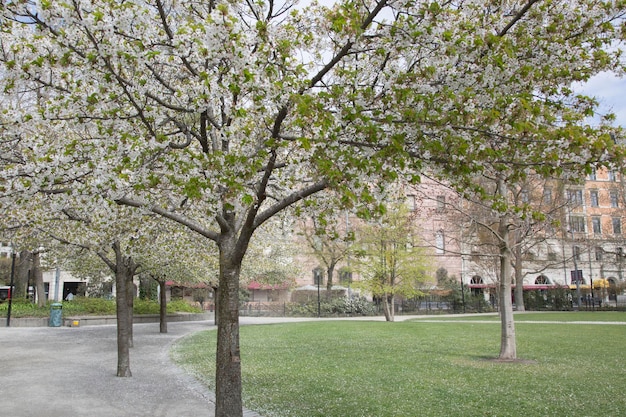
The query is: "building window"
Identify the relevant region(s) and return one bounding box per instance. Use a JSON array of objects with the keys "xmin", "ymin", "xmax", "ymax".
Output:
[
  {"xmin": 610, "ymin": 191, "xmax": 619, "ymax": 208},
  {"xmin": 592, "ymin": 217, "xmax": 602, "ymax": 235},
  {"xmin": 535, "ymin": 275, "xmax": 550, "ymax": 285},
  {"xmin": 589, "ymin": 168, "xmax": 597, "ymax": 181},
  {"xmin": 435, "ymin": 230, "xmax": 445, "ymax": 254},
  {"xmin": 567, "ymin": 189, "xmax": 584, "ymax": 206},
  {"xmin": 313, "ymin": 267, "xmax": 324, "ymax": 286},
  {"xmin": 590, "ymin": 190, "xmax": 599, "ymax": 207},
  {"xmin": 573, "ymin": 246, "xmax": 581, "ymax": 261},
  {"xmin": 595, "ymin": 247, "xmax": 603, "ymax": 261},
  {"xmin": 613, "ymin": 218, "xmax": 622, "ymax": 235},
  {"xmin": 543, "ymin": 188, "xmax": 552, "ymax": 205},
  {"xmin": 608, "ymin": 170, "xmax": 617, "ymax": 181},
  {"xmin": 571, "ymin": 269, "xmax": 584, "ymax": 285},
  {"xmin": 521, "ymin": 189, "xmax": 530, "ymax": 203},
  {"xmin": 436, "ymin": 195, "xmax": 446, "ymax": 212},
  {"xmin": 406, "ymin": 195, "xmax": 416, "ymax": 211},
  {"xmin": 569, "ymin": 216, "xmax": 586, "ymax": 233},
  {"xmin": 339, "ymin": 268, "xmax": 352, "ymax": 284}
]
